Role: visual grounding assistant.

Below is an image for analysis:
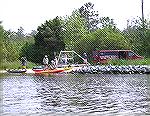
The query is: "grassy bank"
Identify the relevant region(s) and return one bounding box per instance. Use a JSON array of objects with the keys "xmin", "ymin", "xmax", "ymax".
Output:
[
  {"xmin": 0, "ymin": 60, "xmax": 38, "ymax": 70},
  {"xmin": 1, "ymin": 58, "xmax": 150, "ymax": 70},
  {"xmin": 108, "ymin": 58, "xmax": 150, "ymax": 66}
]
